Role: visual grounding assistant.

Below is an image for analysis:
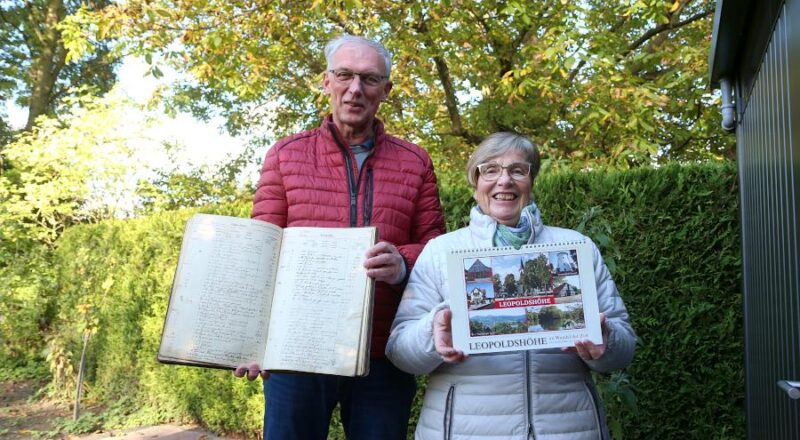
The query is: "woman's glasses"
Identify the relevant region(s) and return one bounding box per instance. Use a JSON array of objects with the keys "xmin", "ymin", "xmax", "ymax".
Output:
[{"xmin": 477, "ymin": 162, "xmax": 531, "ymax": 181}]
